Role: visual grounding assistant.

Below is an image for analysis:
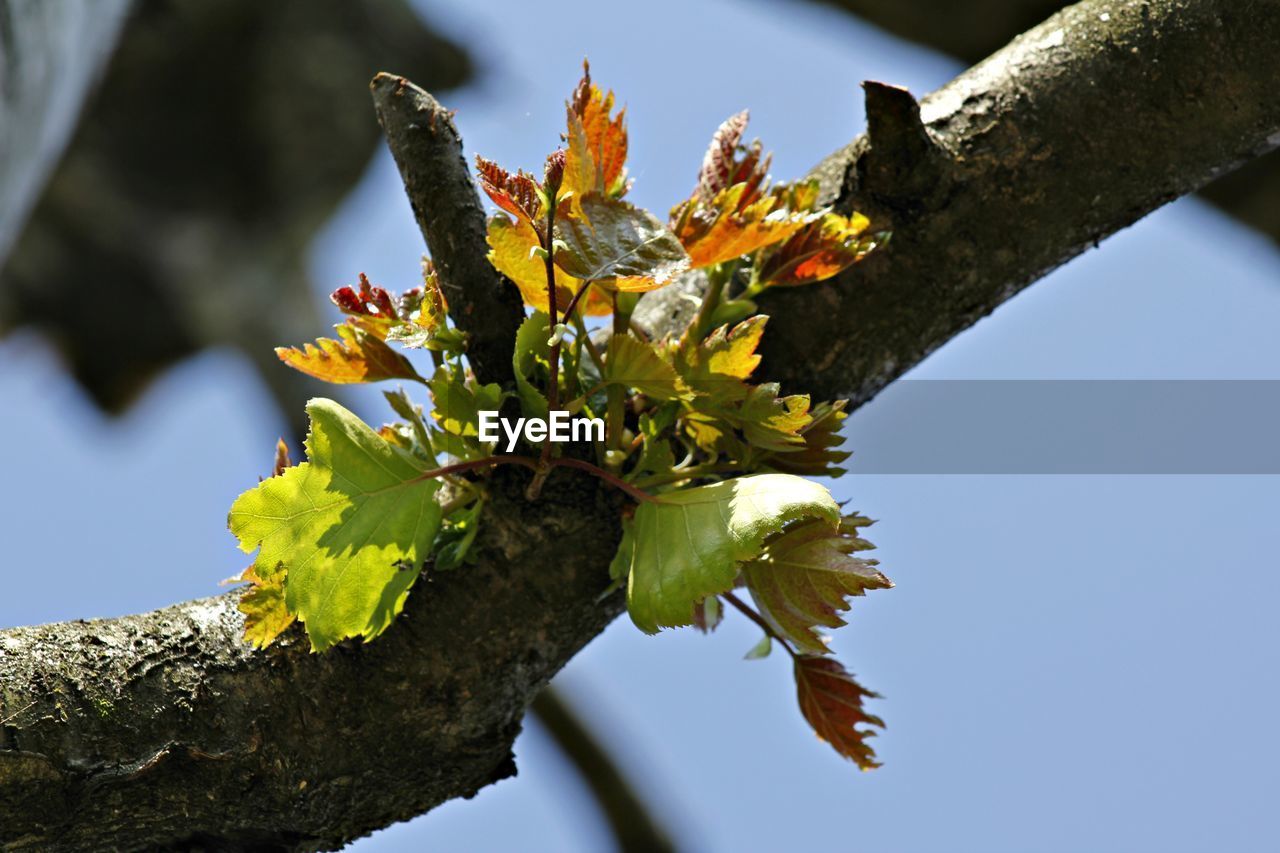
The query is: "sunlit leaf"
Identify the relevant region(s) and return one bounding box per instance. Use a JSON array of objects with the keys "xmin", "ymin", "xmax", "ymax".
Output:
[
  {"xmin": 555, "ymin": 194, "xmax": 689, "ymax": 290},
  {"xmin": 565, "ymin": 60, "xmax": 629, "ymax": 198},
  {"xmin": 736, "ymin": 383, "xmax": 812, "ymax": 452},
  {"xmin": 616, "ymin": 474, "xmax": 840, "ymax": 633},
  {"xmin": 672, "ymin": 183, "xmax": 816, "ymax": 269},
  {"xmin": 427, "ymin": 366, "xmax": 502, "ymax": 448},
  {"xmin": 276, "ymin": 322, "xmax": 424, "ymax": 385},
  {"xmin": 603, "ymin": 333, "xmax": 690, "ymax": 401},
  {"xmin": 794, "ymin": 655, "xmax": 884, "ymax": 769},
  {"xmin": 330, "ymin": 273, "xmax": 400, "ymax": 339},
  {"xmin": 513, "ymin": 312, "xmax": 551, "ymax": 421},
  {"xmin": 237, "ymin": 437, "xmax": 299, "ymax": 648},
  {"xmin": 385, "ymin": 262, "xmax": 451, "ymax": 349},
  {"xmin": 485, "ymin": 213, "xmax": 610, "ymax": 316},
  {"xmin": 755, "ymin": 211, "xmax": 878, "ymax": 287},
  {"xmin": 228, "ymin": 399, "xmax": 442, "ymax": 651},
  {"xmin": 476, "ymin": 155, "xmax": 543, "ymax": 228},
  {"xmin": 676, "ymin": 315, "xmax": 768, "ymax": 402},
  {"xmin": 762, "ymin": 400, "xmax": 851, "ymax": 477},
  {"xmin": 692, "ymin": 110, "xmax": 769, "ymax": 205},
  {"xmin": 744, "ymin": 515, "xmax": 890, "ymax": 655},
  {"xmin": 239, "ymin": 568, "xmax": 293, "ymax": 650}
]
